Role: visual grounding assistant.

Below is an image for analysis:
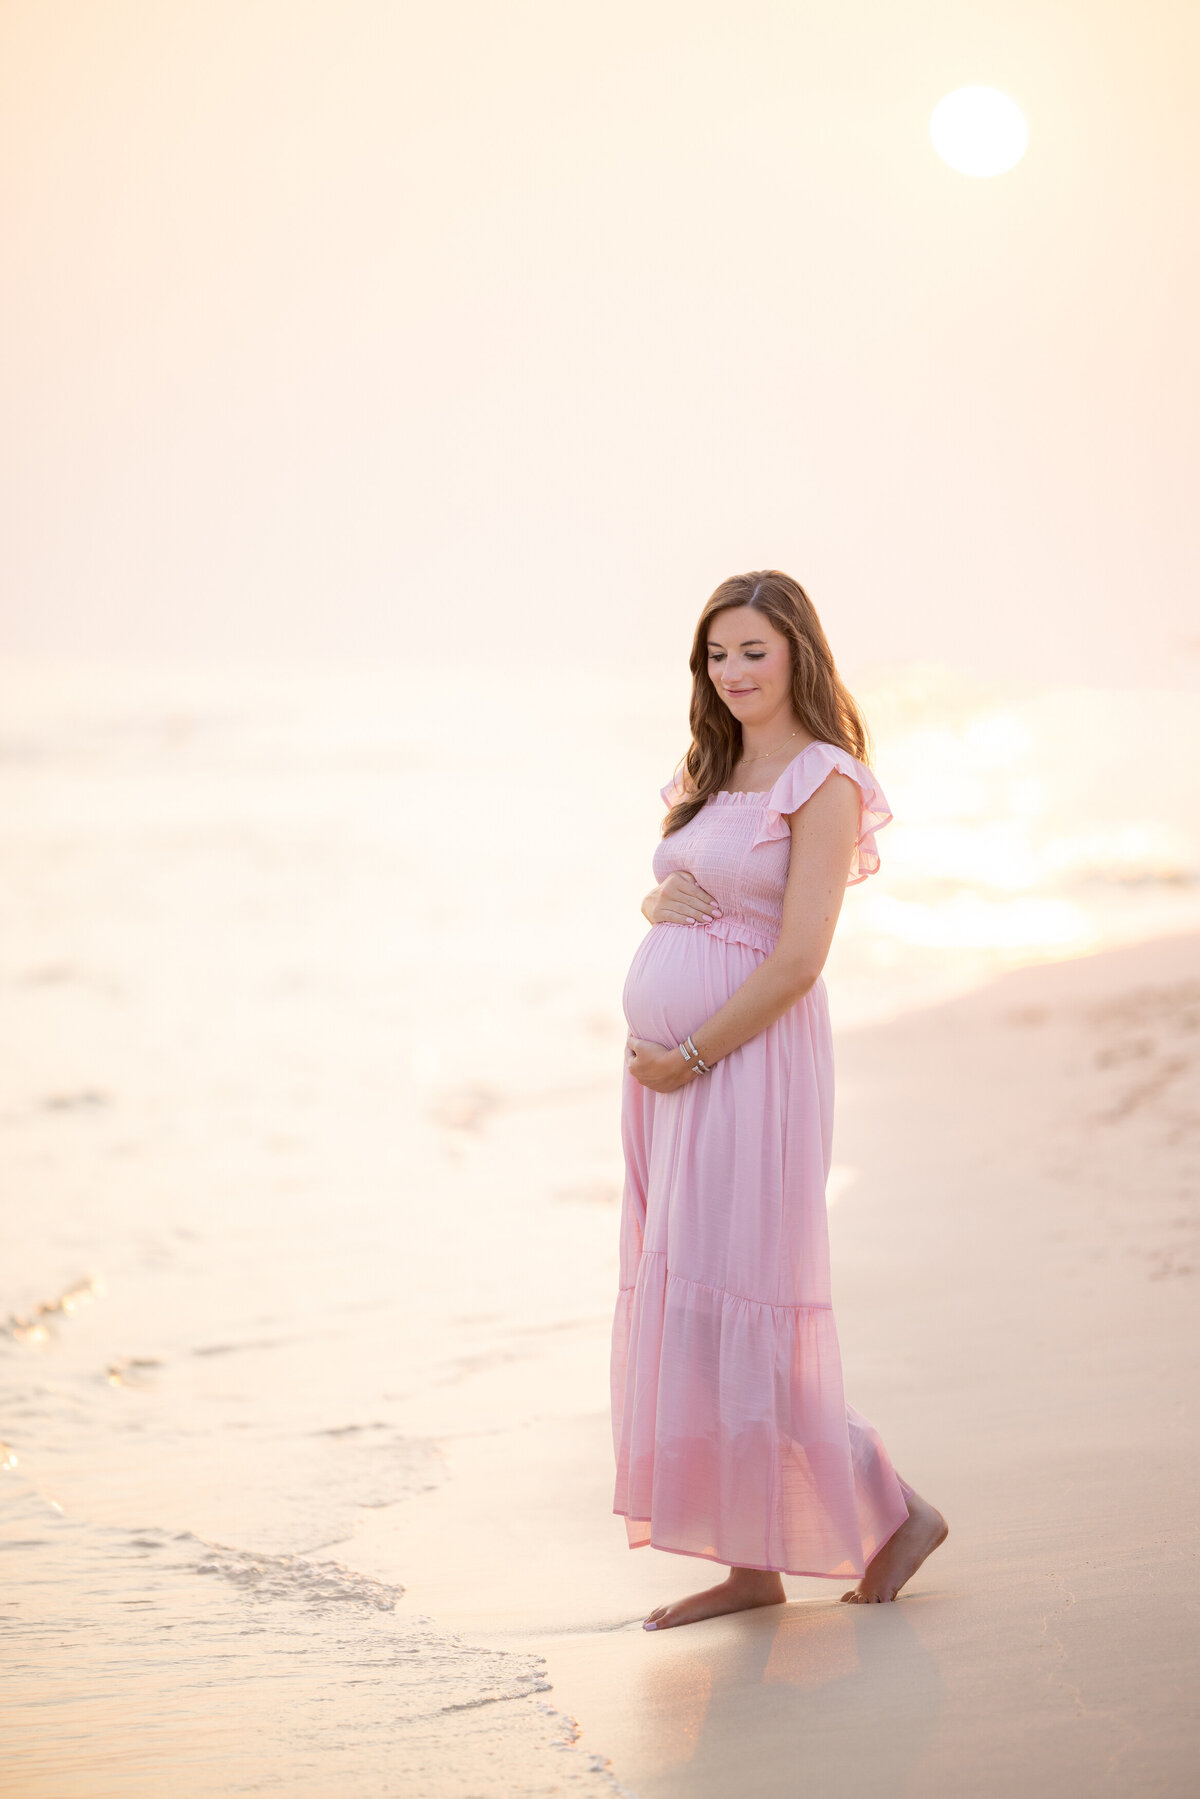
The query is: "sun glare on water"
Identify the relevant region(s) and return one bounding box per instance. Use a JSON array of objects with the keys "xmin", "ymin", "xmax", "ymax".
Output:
[
  {"xmin": 814, "ymin": 669, "xmax": 1200, "ymax": 1025},
  {"xmin": 930, "ymin": 86, "xmax": 1029, "ymax": 177}
]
